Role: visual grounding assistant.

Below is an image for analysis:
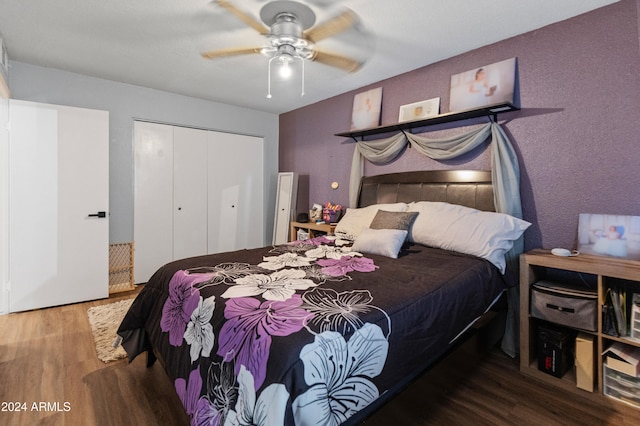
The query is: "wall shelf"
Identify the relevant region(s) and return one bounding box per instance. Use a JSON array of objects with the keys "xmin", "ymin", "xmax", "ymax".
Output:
[{"xmin": 335, "ymin": 102, "xmax": 520, "ymax": 139}]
